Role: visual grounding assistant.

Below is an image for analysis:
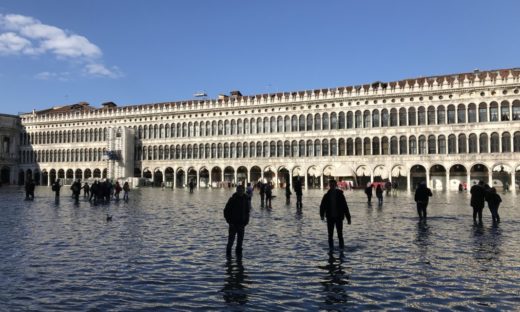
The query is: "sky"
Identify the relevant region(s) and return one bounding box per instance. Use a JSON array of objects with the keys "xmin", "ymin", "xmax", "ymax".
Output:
[{"xmin": 1, "ymin": 0, "xmax": 520, "ymax": 115}]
